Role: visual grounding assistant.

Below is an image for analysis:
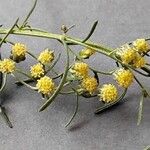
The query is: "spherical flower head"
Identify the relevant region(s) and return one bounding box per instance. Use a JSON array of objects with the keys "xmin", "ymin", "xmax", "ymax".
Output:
[
  {"xmin": 0, "ymin": 59, "xmax": 15, "ymax": 74},
  {"xmin": 114, "ymin": 68, "xmax": 134, "ymax": 88},
  {"xmin": 133, "ymin": 39, "xmax": 149, "ymax": 53},
  {"xmin": 79, "ymin": 48, "xmax": 95, "ymax": 59},
  {"xmin": 36, "ymin": 76, "xmax": 55, "ymax": 95},
  {"xmin": 117, "ymin": 44, "xmax": 137, "ymax": 64},
  {"xmin": 133, "ymin": 54, "xmax": 146, "ymax": 68},
  {"xmin": 11, "ymin": 43, "xmax": 27, "ymax": 62},
  {"xmin": 38, "ymin": 49, "xmax": 54, "ymax": 65},
  {"xmin": 30, "ymin": 63, "xmax": 45, "ymax": 78},
  {"xmin": 70, "ymin": 62, "xmax": 89, "ymax": 78},
  {"xmin": 99, "ymin": 84, "xmax": 118, "ymax": 103},
  {"xmin": 81, "ymin": 76, "xmax": 98, "ymax": 94}
]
